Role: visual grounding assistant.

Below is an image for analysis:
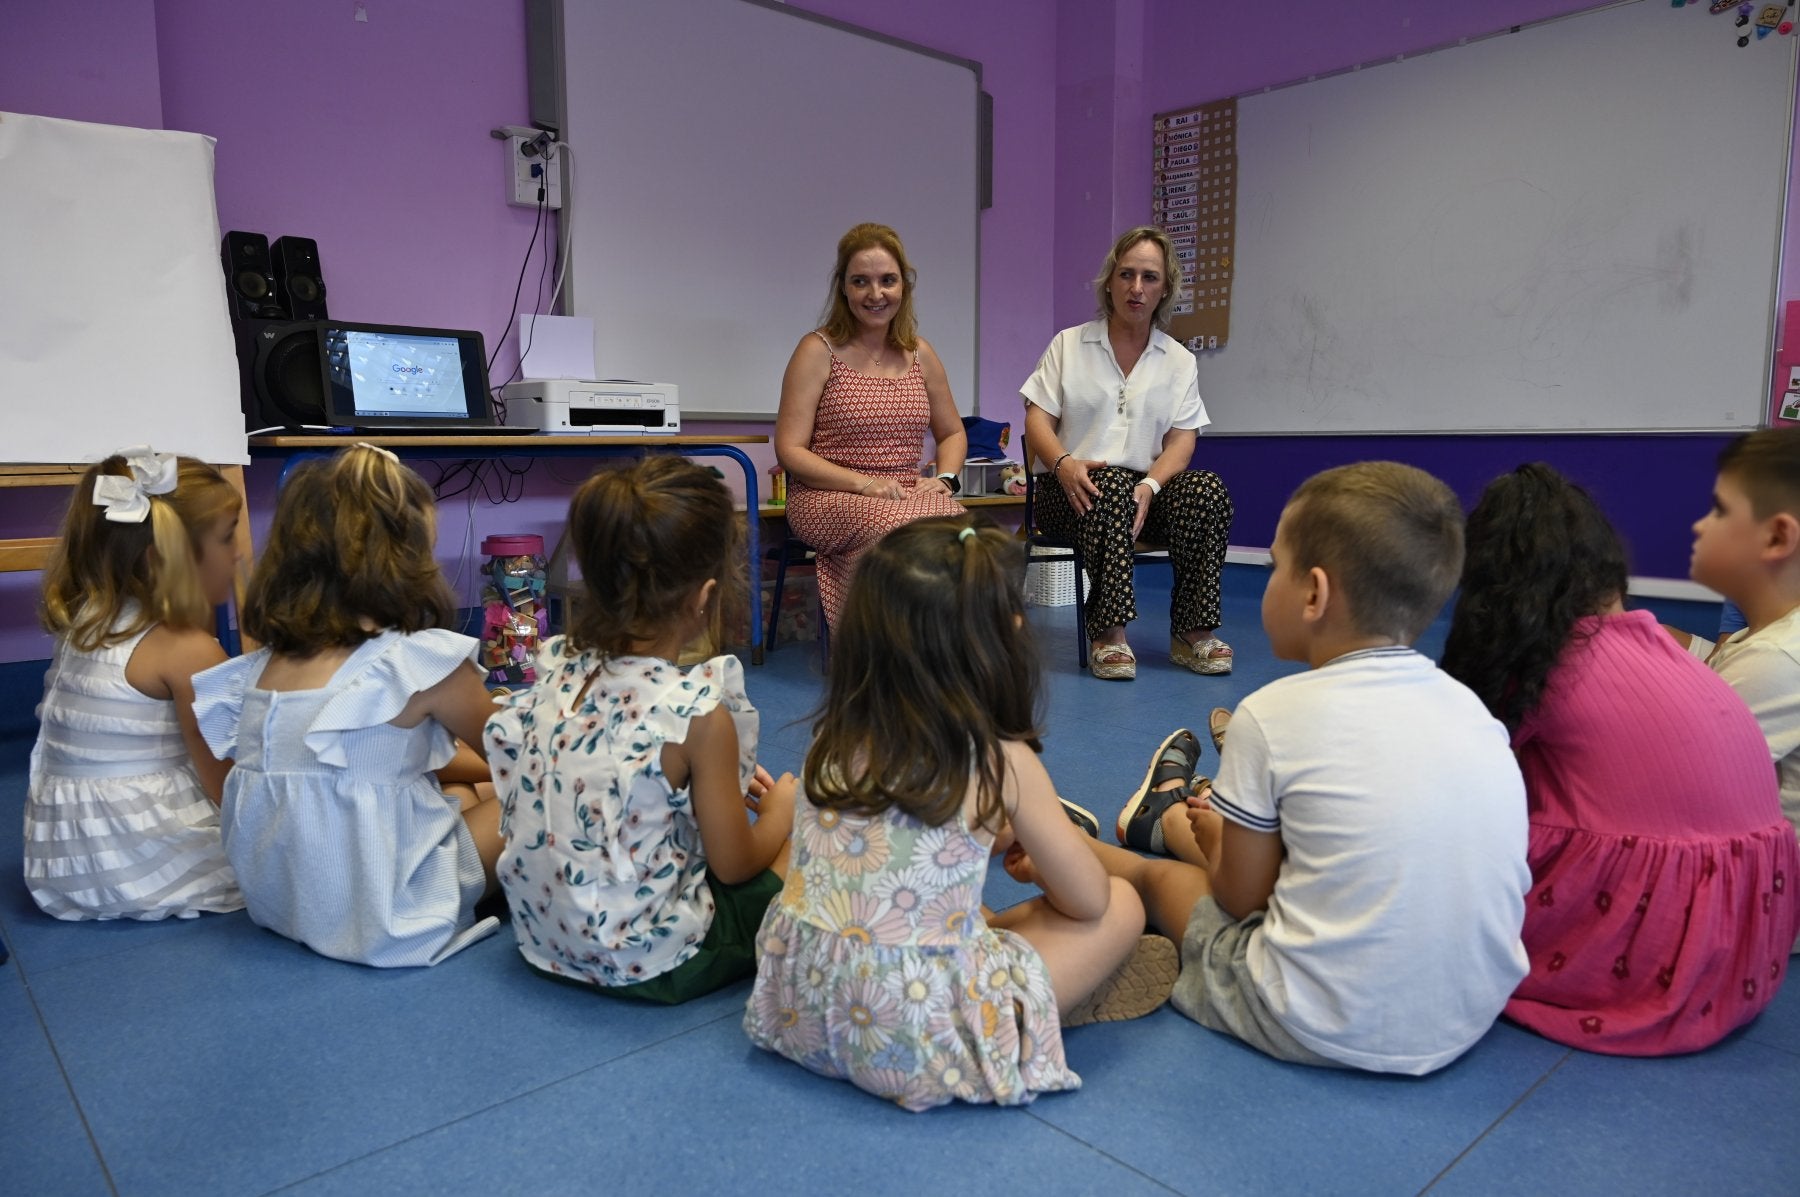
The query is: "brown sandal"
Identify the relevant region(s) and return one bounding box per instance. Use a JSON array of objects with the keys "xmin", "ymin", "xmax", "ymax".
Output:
[{"xmin": 1208, "ymin": 707, "xmax": 1232, "ymax": 751}]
